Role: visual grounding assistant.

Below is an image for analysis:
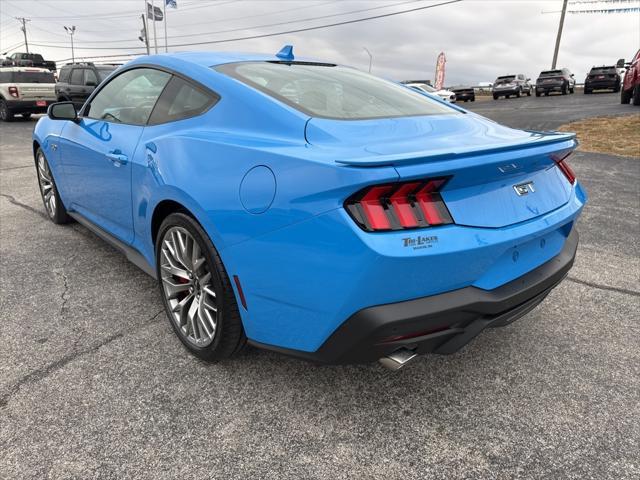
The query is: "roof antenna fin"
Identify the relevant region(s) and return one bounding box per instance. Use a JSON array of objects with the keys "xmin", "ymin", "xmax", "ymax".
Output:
[{"xmin": 276, "ymin": 45, "xmax": 294, "ymax": 61}]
